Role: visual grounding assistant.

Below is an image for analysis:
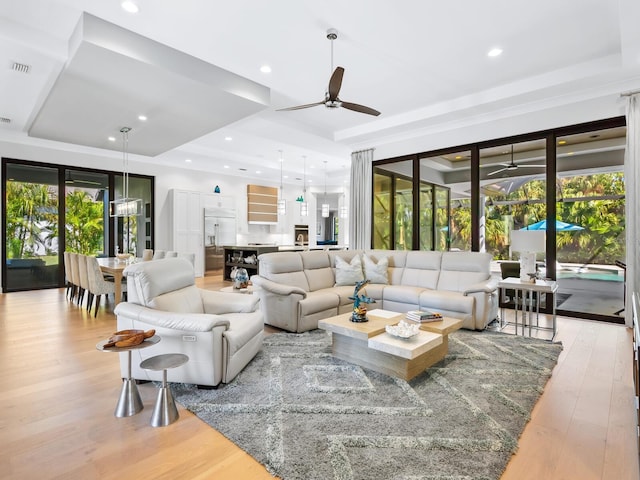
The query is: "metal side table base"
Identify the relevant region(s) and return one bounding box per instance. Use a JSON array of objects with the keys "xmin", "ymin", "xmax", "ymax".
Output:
[
  {"xmin": 115, "ymin": 376, "xmax": 143, "ymax": 418},
  {"xmin": 150, "ymin": 378, "xmax": 179, "ymax": 427},
  {"xmin": 140, "ymin": 353, "xmax": 189, "ymax": 427}
]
